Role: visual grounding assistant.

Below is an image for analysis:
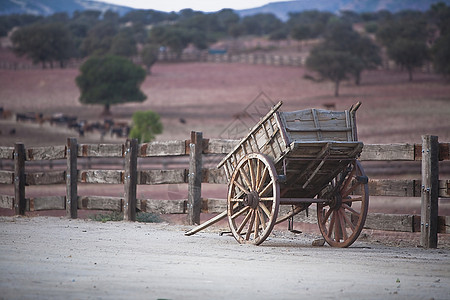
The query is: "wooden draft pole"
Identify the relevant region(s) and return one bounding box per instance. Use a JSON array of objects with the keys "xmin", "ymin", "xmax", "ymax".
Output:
[
  {"xmin": 420, "ymin": 135, "xmax": 439, "ymax": 248},
  {"xmin": 187, "ymin": 131, "xmax": 203, "ymax": 225},
  {"xmin": 123, "ymin": 139, "xmax": 138, "ymax": 221},
  {"xmin": 66, "ymin": 138, "xmax": 78, "ymax": 219},
  {"xmin": 14, "ymin": 143, "xmax": 26, "ymax": 215}
]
